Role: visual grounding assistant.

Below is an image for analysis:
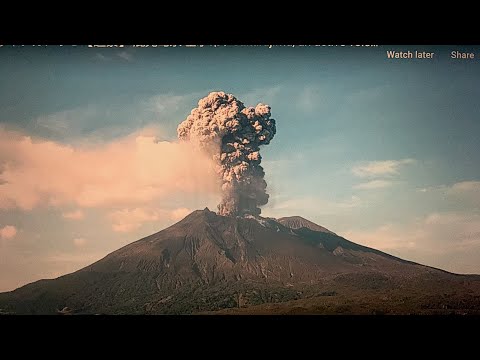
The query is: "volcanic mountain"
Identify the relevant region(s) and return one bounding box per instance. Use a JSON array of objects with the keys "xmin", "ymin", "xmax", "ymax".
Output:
[{"xmin": 1, "ymin": 208, "xmax": 480, "ymax": 315}]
